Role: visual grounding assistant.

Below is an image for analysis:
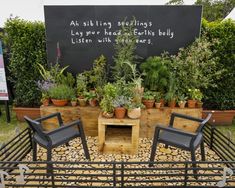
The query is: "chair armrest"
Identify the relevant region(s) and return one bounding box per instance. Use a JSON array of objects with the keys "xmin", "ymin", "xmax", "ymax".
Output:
[
  {"xmin": 169, "ymin": 112, "xmax": 203, "ymax": 127},
  {"xmin": 47, "ymin": 120, "xmax": 80, "ymax": 135},
  {"xmin": 35, "ymin": 112, "xmax": 63, "ymax": 126},
  {"xmin": 156, "ymin": 125, "xmax": 197, "ymax": 137}
]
